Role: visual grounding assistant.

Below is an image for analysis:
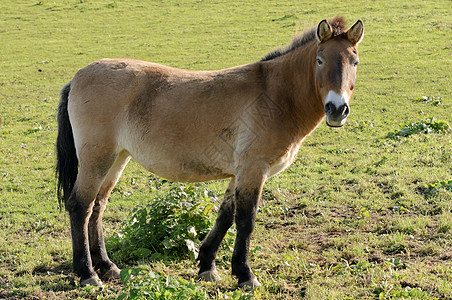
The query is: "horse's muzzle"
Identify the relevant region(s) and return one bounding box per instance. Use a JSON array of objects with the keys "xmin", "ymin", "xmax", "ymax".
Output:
[
  {"xmin": 324, "ymin": 91, "xmax": 350, "ymax": 127},
  {"xmin": 324, "ymin": 102, "xmax": 350, "ymax": 127}
]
